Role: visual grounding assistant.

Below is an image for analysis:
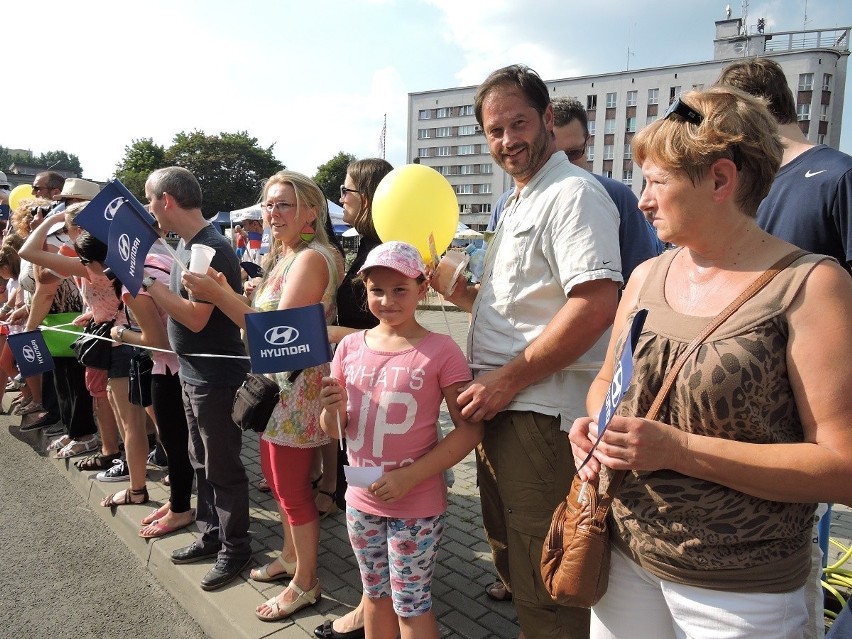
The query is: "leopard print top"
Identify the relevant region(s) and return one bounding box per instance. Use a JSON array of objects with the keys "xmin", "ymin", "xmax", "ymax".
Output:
[{"xmin": 610, "ymin": 249, "xmax": 826, "ymax": 593}]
